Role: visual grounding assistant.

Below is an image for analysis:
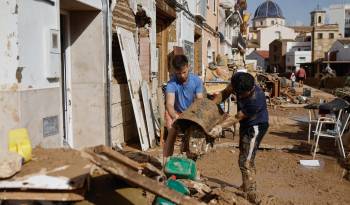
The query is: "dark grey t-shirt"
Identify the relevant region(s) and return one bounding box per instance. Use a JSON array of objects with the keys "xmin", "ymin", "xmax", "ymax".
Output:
[{"xmin": 237, "ymin": 85, "xmax": 269, "ymax": 128}]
